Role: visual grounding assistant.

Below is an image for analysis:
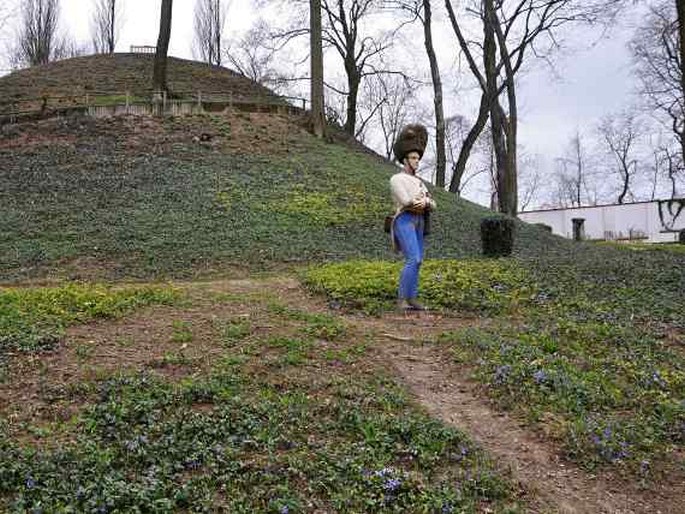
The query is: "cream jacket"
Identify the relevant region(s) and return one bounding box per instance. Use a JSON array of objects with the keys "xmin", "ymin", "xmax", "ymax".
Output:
[
  {"xmin": 388, "ymin": 171, "xmax": 436, "ymax": 252},
  {"xmin": 389, "ymin": 172, "xmax": 436, "ymax": 214}
]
